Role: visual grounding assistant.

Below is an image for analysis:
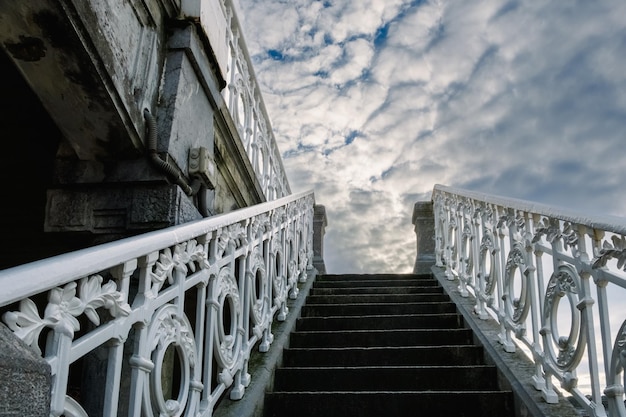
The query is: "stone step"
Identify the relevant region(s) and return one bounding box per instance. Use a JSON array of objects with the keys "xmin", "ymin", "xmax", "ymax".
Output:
[
  {"xmin": 309, "ymin": 285, "xmax": 444, "ymax": 295},
  {"xmin": 263, "ymin": 273, "xmax": 513, "ymax": 417},
  {"xmin": 305, "ymin": 293, "xmax": 450, "ymax": 304},
  {"xmin": 282, "ymin": 345, "xmax": 486, "ymax": 367},
  {"xmin": 264, "ymin": 391, "xmax": 514, "ymax": 417},
  {"xmin": 301, "ymin": 301, "xmax": 457, "ymax": 317},
  {"xmin": 313, "ymin": 279, "xmax": 439, "ymax": 288},
  {"xmin": 273, "ymin": 365, "xmax": 500, "ymax": 391},
  {"xmin": 289, "ymin": 328, "xmax": 473, "ymax": 348},
  {"xmin": 317, "ymin": 273, "xmax": 433, "ymax": 281},
  {"xmin": 296, "ymin": 313, "xmax": 463, "ymax": 331}
]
